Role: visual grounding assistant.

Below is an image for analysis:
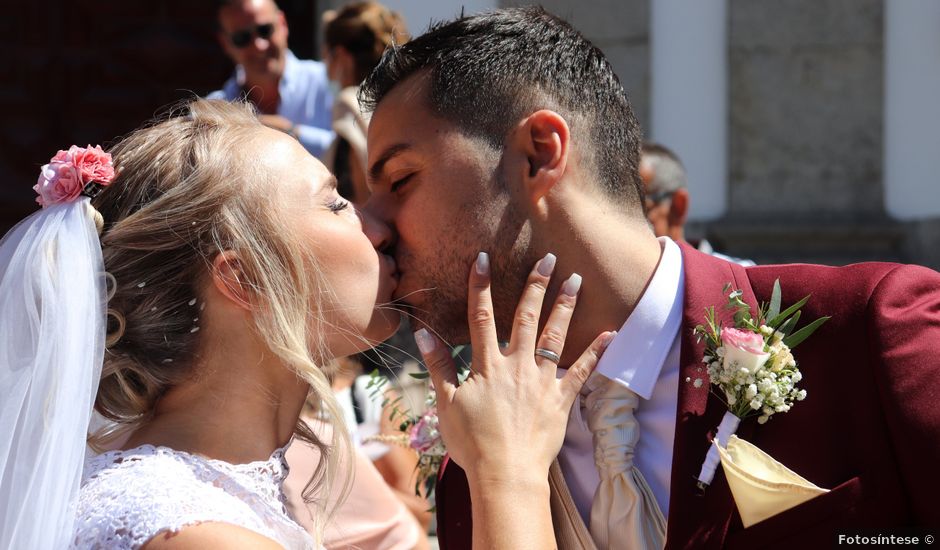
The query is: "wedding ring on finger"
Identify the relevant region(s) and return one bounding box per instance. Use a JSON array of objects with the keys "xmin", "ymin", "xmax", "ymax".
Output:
[{"xmin": 534, "ymin": 347, "xmax": 561, "ymax": 364}]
